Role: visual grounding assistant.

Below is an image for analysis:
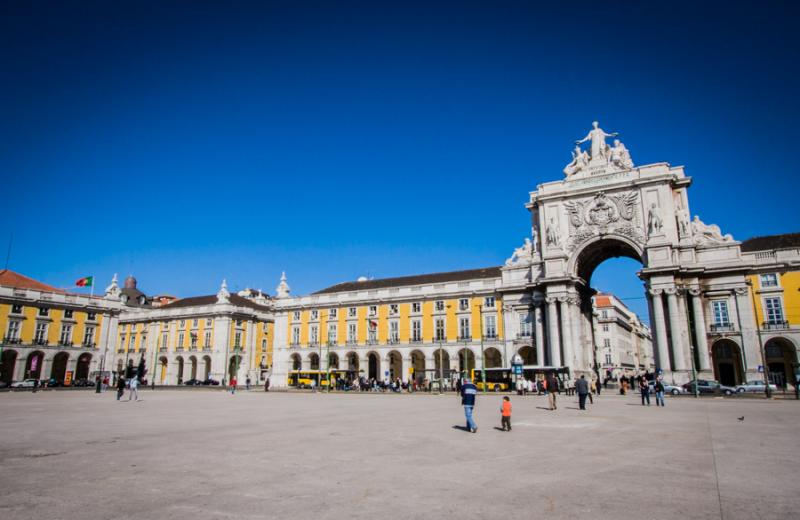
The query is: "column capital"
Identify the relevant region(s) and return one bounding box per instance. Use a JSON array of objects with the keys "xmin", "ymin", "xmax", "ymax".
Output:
[
  {"xmin": 733, "ymin": 287, "xmax": 748, "ymax": 296},
  {"xmin": 544, "ymin": 296, "xmax": 559, "ymax": 304},
  {"xmin": 688, "ymin": 288, "xmax": 702, "ymax": 297},
  {"xmin": 648, "ymin": 288, "xmax": 664, "ymax": 296},
  {"xmin": 663, "ymin": 286, "xmax": 679, "ymax": 296}
]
